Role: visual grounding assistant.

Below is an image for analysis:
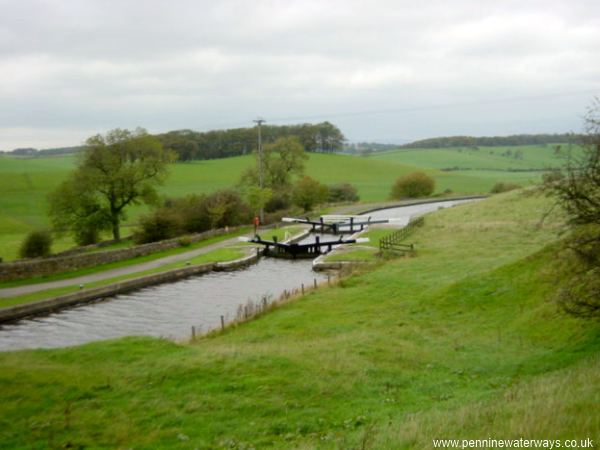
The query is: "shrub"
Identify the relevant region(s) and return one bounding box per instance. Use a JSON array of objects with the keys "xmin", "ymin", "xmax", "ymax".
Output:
[
  {"xmin": 20, "ymin": 230, "xmax": 53, "ymax": 258},
  {"xmin": 135, "ymin": 189, "xmax": 254, "ymax": 243},
  {"xmin": 542, "ymin": 170, "xmax": 564, "ymax": 185},
  {"xmin": 74, "ymin": 227, "xmax": 100, "ymax": 246},
  {"xmin": 490, "ymin": 182, "xmax": 521, "ymax": 194},
  {"xmin": 178, "ymin": 235, "xmax": 193, "ymax": 247},
  {"xmin": 328, "ymin": 183, "xmax": 359, "ymax": 203},
  {"xmin": 201, "ymin": 189, "xmax": 251, "ymax": 229},
  {"xmin": 177, "ymin": 194, "xmax": 211, "ymax": 233},
  {"xmin": 134, "ymin": 210, "xmax": 182, "ymax": 244},
  {"xmin": 265, "ymin": 191, "xmax": 291, "ymax": 212},
  {"xmin": 391, "ymin": 172, "xmax": 435, "ymax": 199},
  {"xmin": 292, "ymin": 176, "xmax": 329, "ymax": 211}
]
